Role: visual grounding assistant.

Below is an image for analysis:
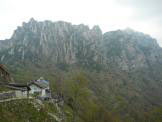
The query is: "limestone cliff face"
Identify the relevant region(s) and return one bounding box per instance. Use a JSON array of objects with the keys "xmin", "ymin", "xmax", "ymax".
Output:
[
  {"xmin": 0, "ymin": 18, "xmax": 103, "ymax": 67},
  {"xmin": 0, "ymin": 19, "xmax": 162, "ymax": 71},
  {"xmin": 102, "ymin": 28, "xmax": 162, "ymax": 71},
  {"xmin": 0, "ymin": 40, "xmax": 11, "ymax": 51}
]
